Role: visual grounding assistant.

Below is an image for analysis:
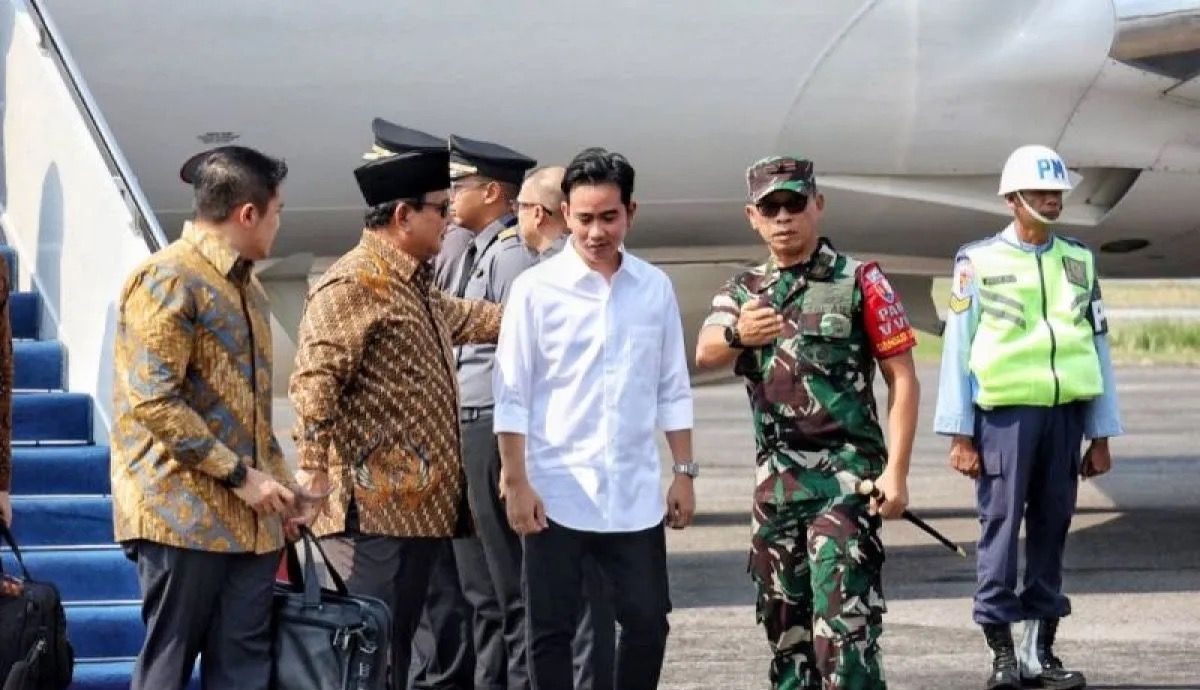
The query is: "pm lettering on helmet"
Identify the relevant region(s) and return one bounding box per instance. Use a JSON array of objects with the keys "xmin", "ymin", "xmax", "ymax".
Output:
[{"xmin": 1037, "ymin": 158, "xmax": 1066, "ymax": 181}]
